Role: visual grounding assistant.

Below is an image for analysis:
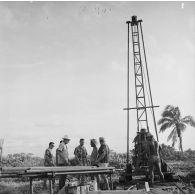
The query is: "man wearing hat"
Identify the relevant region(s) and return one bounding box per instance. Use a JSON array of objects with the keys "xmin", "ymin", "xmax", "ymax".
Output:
[
  {"xmin": 43, "ymin": 142, "xmax": 55, "ymax": 189},
  {"xmin": 146, "ymin": 133, "xmax": 164, "ymax": 184},
  {"xmin": 56, "ymin": 135, "xmax": 70, "ymax": 190}
]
